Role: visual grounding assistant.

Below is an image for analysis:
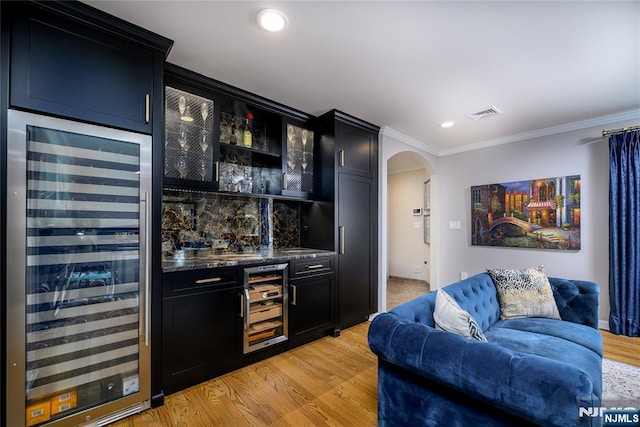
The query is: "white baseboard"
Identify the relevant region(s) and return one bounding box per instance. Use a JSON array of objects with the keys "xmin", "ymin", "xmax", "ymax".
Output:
[{"xmin": 599, "ymin": 320, "xmax": 609, "ymax": 330}]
